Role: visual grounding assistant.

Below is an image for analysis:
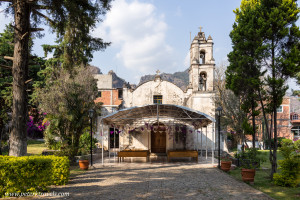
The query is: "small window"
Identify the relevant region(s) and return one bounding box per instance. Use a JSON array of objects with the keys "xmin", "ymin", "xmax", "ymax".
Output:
[
  {"xmin": 97, "ymin": 91, "xmax": 102, "ymax": 98},
  {"xmin": 291, "ymin": 126, "xmax": 300, "ymax": 136},
  {"xmin": 276, "ymin": 106, "xmax": 283, "ymax": 113},
  {"xmin": 118, "ymin": 89, "xmax": 123, "ymax": 99},
  {"xmin": 292, "ymin": 114, "xmax": 298, "ymax": 120},
  {"xmin": 153, "ymin": 95, "xmax": 163, "ymax": 104}
]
